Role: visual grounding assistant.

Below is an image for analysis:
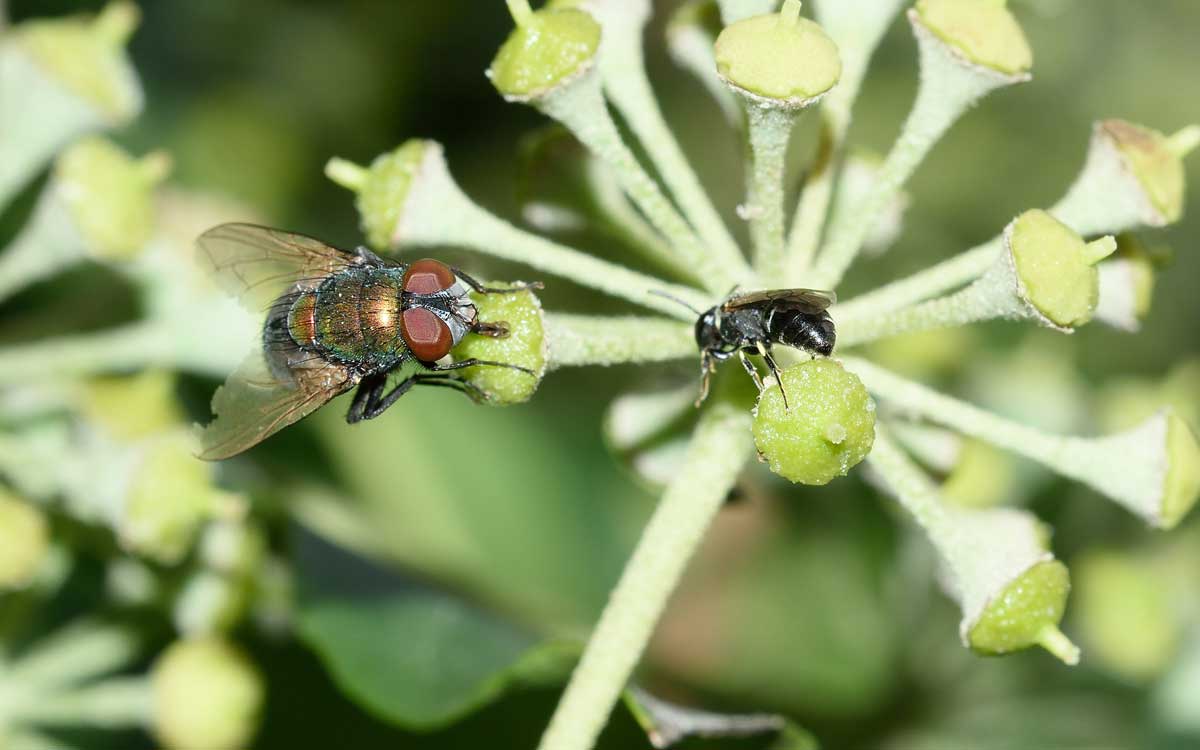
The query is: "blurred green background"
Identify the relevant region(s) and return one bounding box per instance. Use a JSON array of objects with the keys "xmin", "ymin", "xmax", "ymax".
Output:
[{"xmin": 3, "ymin": 1, "xmax": 1199, "ymax": 748}]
